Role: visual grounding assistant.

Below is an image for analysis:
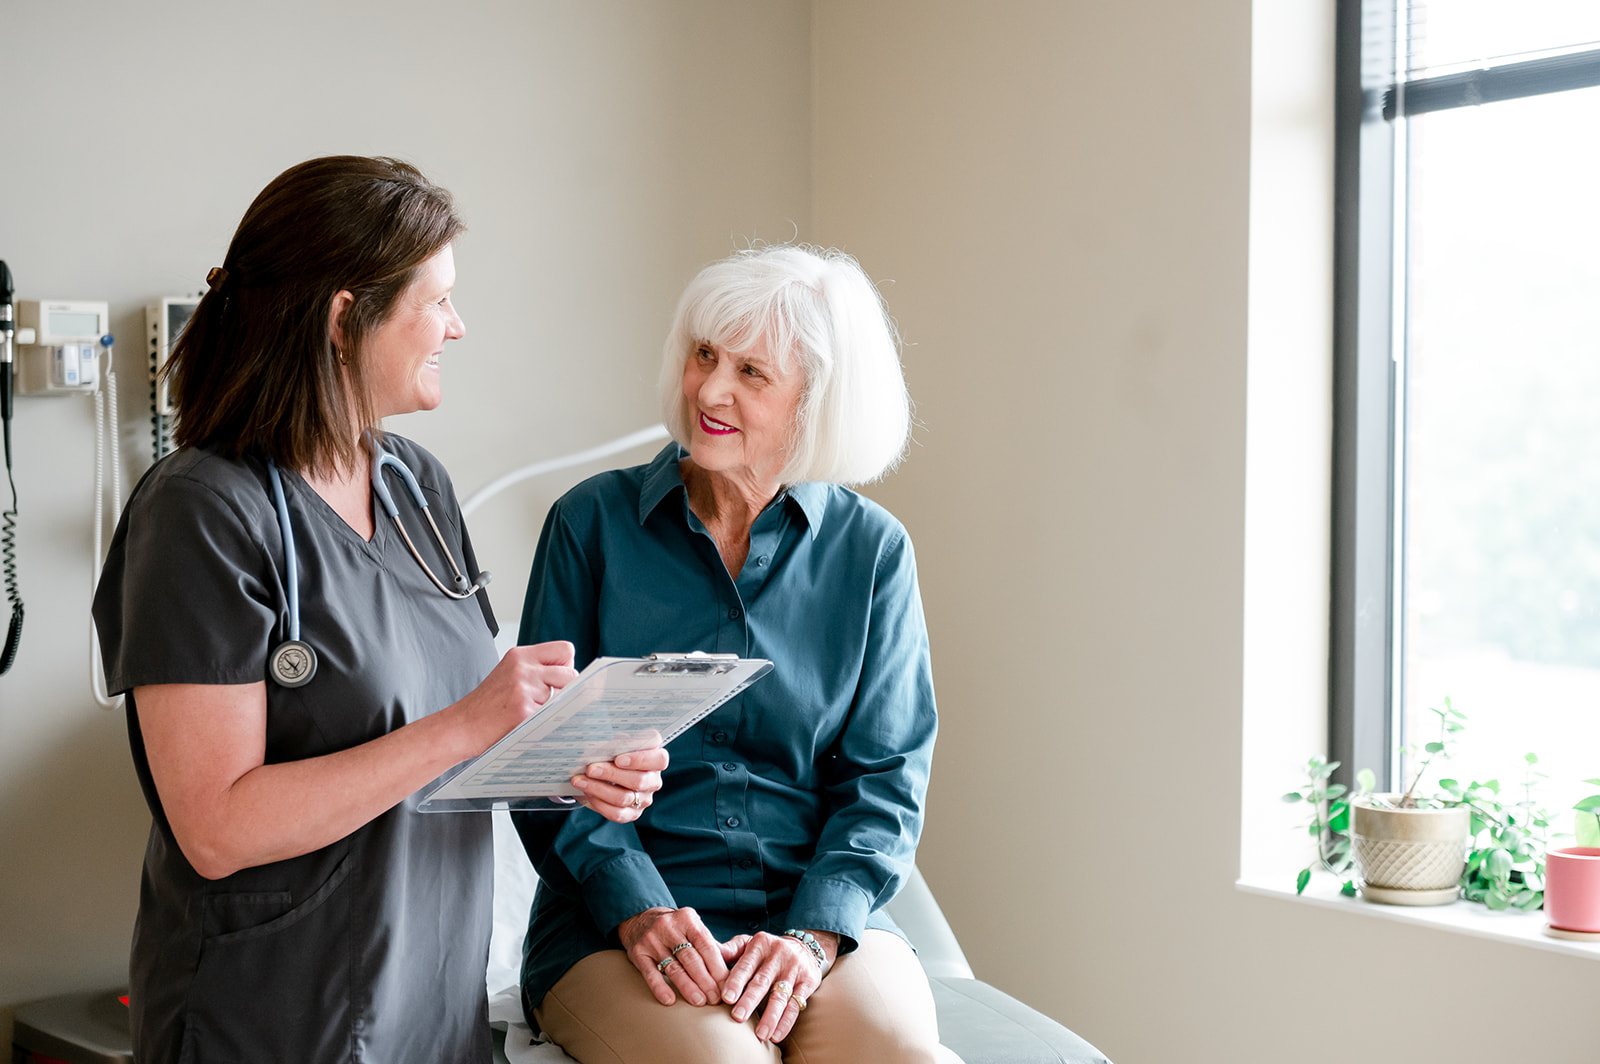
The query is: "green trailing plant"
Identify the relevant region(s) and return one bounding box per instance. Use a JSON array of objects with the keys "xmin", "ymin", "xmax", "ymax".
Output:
[
  {"xmin": 1575, "ymin": 778, "xmax": 1600, "ymax": 848},
  {"xmin": 1283, "ymin": 757, "xmax": 1372, "ymax": 897},
  {"xmin": 1439, "ymin": 752, "xmax": 1550, "ymax": 912}
]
